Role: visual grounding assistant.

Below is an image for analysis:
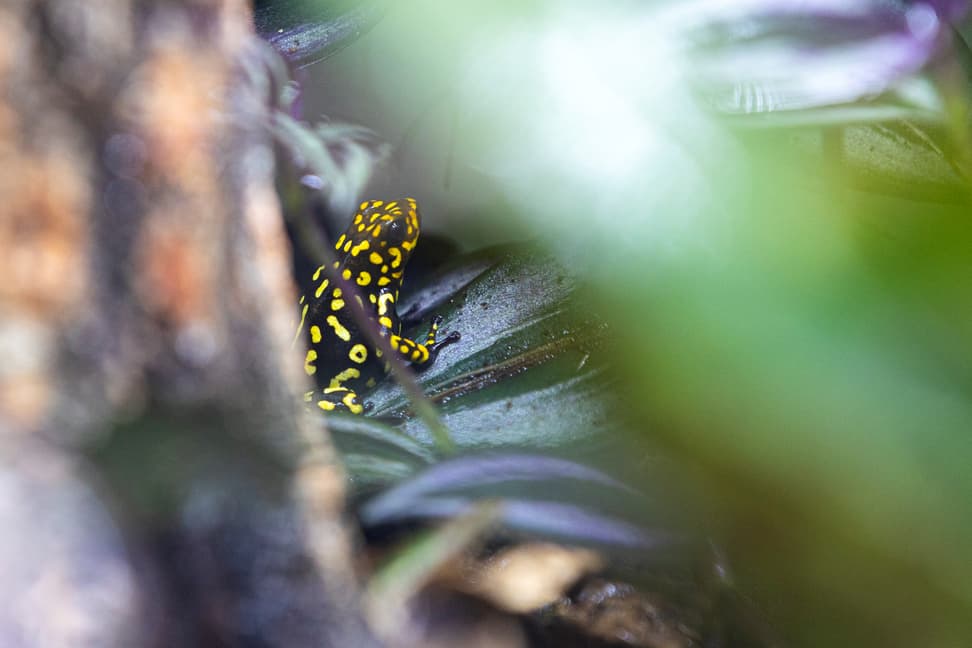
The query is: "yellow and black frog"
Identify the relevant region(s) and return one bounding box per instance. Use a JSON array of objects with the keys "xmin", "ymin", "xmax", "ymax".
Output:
[{"xmin": 296, "ymin": 197, "xmax": 459, "ymax": 414}]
